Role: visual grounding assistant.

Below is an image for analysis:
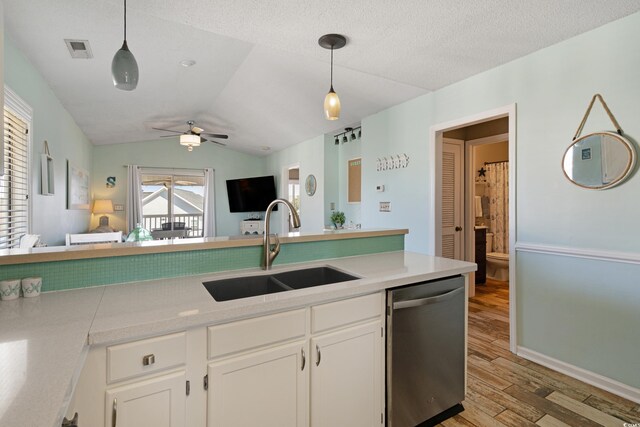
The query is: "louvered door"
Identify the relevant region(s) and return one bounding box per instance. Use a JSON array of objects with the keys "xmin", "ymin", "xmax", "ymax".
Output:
[{"xmin": 442, "ymin": 140, "xmax": 463, "ymax": 260}]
